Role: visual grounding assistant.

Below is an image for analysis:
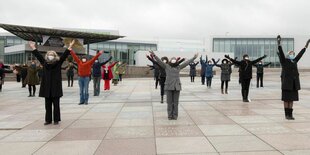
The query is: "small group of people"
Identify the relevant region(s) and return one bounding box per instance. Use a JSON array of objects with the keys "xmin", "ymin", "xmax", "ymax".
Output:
[
  {"xmin": 25, "ymin": 40, "xmax": 127, "ymax": 125},
  {"xmin": 148, "ymin": 36, "xmax": 309, "ymax": 121}
]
